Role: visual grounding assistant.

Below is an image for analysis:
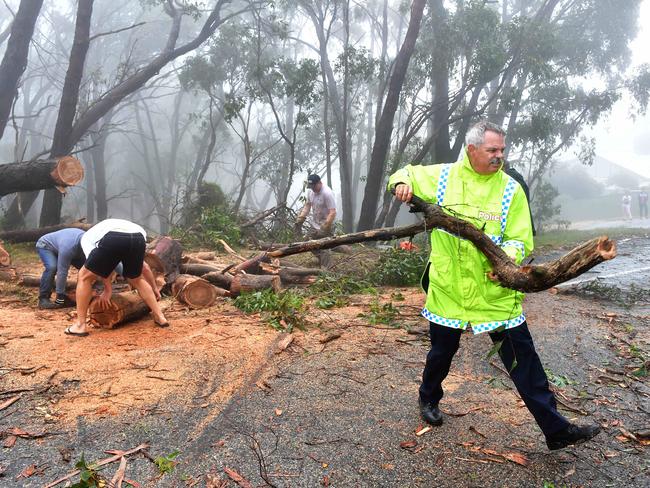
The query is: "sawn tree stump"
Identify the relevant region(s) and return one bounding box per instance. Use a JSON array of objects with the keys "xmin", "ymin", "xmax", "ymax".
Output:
[
  {"xmin": 88, "ymin": 291, "xmax": 150, "ymax": 329},
  {"xmin": 171, "ymin": 274, "xmax": 226, "ymax": 308},
  {"xmin": 145, "ymin": 236, "xmax": 183, "ymax": 285}
]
